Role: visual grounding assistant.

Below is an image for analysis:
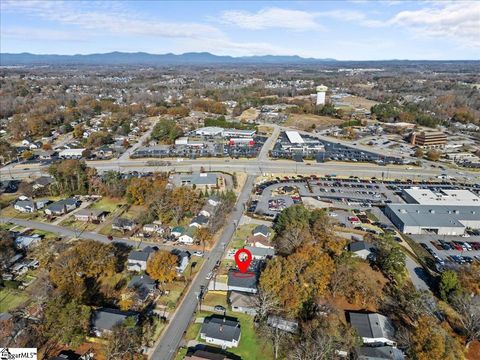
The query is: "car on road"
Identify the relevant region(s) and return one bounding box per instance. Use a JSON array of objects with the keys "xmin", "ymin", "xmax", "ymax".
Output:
[
  {"xmin": 192, "ymin": 251, "xmax": 204, "ymax": 257},
  {"xmin": 214, "ymin": 305, "xmax": 226, "ymax": 312},
  {"xmin": 206, "ymin": 272, "xmax": 213, "ymax": 280}
]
